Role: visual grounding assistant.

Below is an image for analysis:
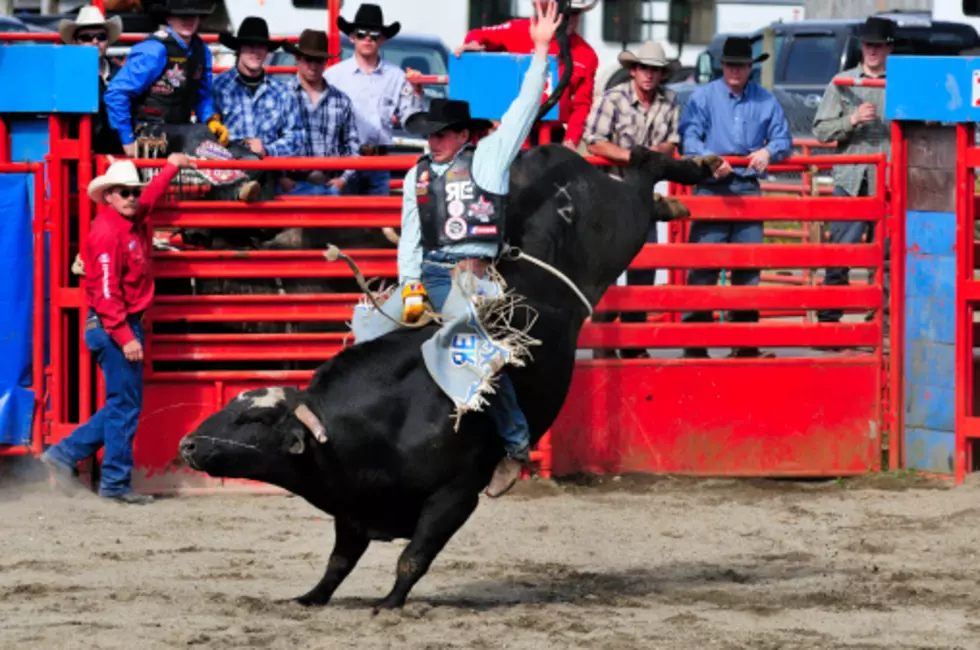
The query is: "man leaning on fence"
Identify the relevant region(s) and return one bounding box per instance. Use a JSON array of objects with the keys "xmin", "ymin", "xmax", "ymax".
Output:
[
  {"xmin": 584, "ymin": 40, "xmax": 679, "ymax": 359},
  {"xmin": 812, "ymin": 16, "xmax": 894, "ymax": 337},
  {"xmin": 678, "ymin": 36, "xmax": 792, "ymax": 360},
  {"xmin": 279, "ymin": 29, "xmax": 360, "ymax": 197}
]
